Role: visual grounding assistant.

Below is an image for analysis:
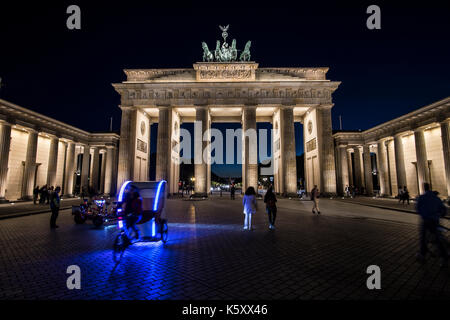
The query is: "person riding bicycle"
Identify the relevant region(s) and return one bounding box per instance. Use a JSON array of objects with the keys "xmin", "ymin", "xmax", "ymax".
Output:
[{"xmin": 122, "ymin": 187, "xmax": 143, "ymax": 240}]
